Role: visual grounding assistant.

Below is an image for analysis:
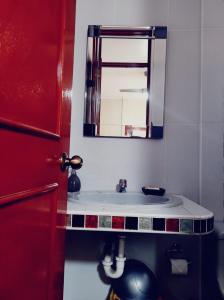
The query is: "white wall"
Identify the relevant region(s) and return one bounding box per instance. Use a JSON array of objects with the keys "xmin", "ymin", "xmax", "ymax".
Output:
[
  {"xmin": 70, "ymin": 0, "xmax": 201, "ymax": 202},
  {"xmin": 65, "ymin": 1, "xmax": 202, "ymax": 300},
  {"xmin": 200, "ymin": 0, "xmax": 224, "ymax": 221}
]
